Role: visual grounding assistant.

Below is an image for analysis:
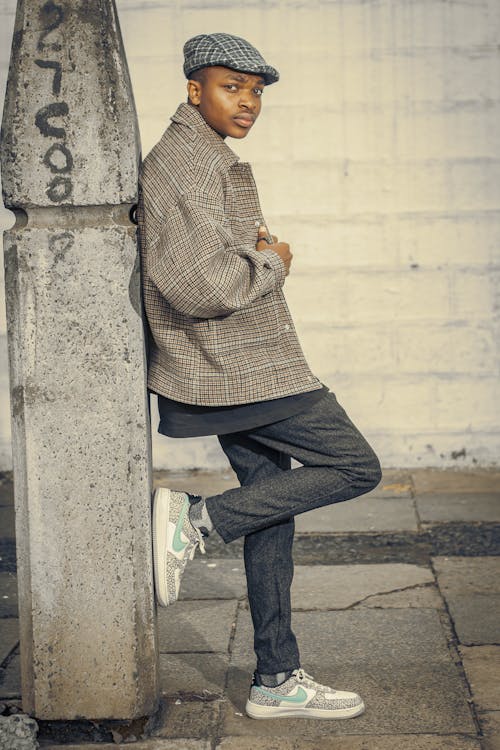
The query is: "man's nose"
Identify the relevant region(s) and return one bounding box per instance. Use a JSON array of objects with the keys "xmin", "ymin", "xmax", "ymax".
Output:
[{"xmin": 239, "ymin": 90, "xmax": 255, "ymax": 110}]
